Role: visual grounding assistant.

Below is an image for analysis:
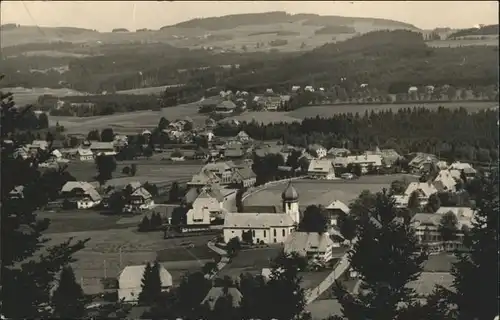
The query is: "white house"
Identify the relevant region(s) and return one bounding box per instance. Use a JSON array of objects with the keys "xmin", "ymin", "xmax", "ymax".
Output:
[
  {"xmin": 308, "ymin": 144, "xmax": 327, "ymax": 159},
  {"xmin": 284, "ymin": 232, "xmax": 337, "ymax": 262},
  {"xmin": 332, "ymin": 154, "xmax": 383, "ymax": 173},
  {"xmin": 236, "ymin": 131, "xmax": 251, "ymax": 143},
  {"xmin": 187, "ymin": 192, "xmax": 224, "ymax": 225},
  {"xmin": 433, "ymin": 170, "xmax": 457, "ymax": 192},
  {"xmin": 404, "ymin": 182, "xmax": 438, "ymax": 206},
  {"xmin": 76, "ymin": 148, "xmax": 94, "ymax": 161},
  {"xmin": 223, "ymin": 183, "xmax": 301, "ymax": 244},
  {"xmin": 307, "ymin": 159, "xmax": 336, "ymax": 180},
  {"xmin": 118, "ymin": 264, "xmax": 173, "ymax": 303},
  {"xmin": 124, "ymin": 182, "xmax": 155, "ymax": 212},
  {"xmin": 324, "ymin": 200, "xmax": 350, "ymax": 226}
]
